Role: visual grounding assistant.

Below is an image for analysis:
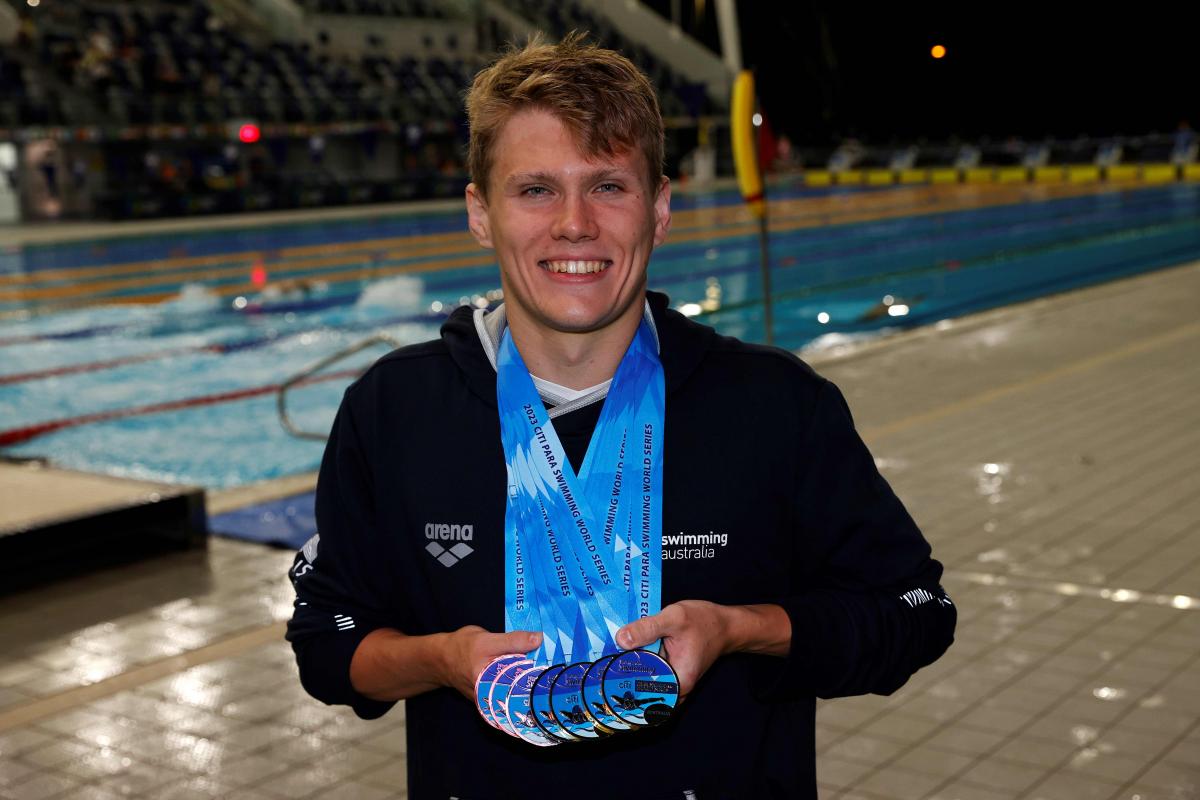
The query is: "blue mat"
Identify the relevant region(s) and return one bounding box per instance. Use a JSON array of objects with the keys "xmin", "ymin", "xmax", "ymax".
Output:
[{"xmin": 209, "ymin": 492, "xmax": 316, "ymax": 550}]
